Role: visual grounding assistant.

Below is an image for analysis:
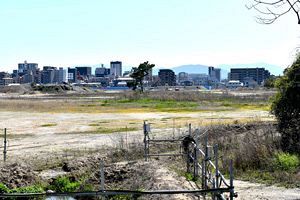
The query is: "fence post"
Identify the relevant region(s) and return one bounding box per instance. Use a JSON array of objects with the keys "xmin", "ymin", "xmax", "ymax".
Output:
[
  {"xmin": 212, "ymin": 178, "xmax": 216, "ymax": 200},
  {"xmin": 143, "ymin": 121, "xmax": 148, "ymax": 161},
  {"xmin": 100, "ymin": 160, "xmax": 105, "ymax": 191},
  {"xmin": 229, "ymin": 160, "xmax": 234, "ymax": 200},
  {"xmin": 214, "ymin": 144, "xmax": 219, "ymax": 189},
  {"xmin": 188, "ymin": 123, "xmax": 192, "ymax": 136},
  {"xmin": 204, "ymin": 135, "xmax": 208, "ymax": 189},
  {"xmin": 3, "ymin": 128, "xmax": 7, "ymax": 162},
  {"xmin": 193, "ymin": 130, "xmax": 199, "ymax": 178}
]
